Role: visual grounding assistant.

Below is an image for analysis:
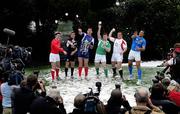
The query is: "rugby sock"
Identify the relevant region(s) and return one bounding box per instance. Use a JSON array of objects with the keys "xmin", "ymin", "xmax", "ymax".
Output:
[
  {"xmin": 78, "ymin": 67, "xmax": 82, "ymax": 77},
  {"xmin": 96, "ymin": 68, "xmax": 99, "ymax": 75},
  {"xmin": 51, "ymin": 69, "xmax": 55, "ymax": 81},
  {"xmin": 71, "ymin": 68, "xmax": 74, "ymax": 76},
  {"xmin": 104, "ymin": 68, "xmax": 108, "ymax": 77},
  {"xmin": 137, "ymin": 68, "xmax": 142, "ymax": 80},
  {"xmin": 112, "ymin": 67, "xmax": 116, "ymax": 76},
  {"xmin": 65, "ymin": 68, "xmax": 68, "ymax": 77},
  {"xmin": 128, "ymin": 65, "xmax": 133, "ymax": 75},
  {"xmin": 119, "ymin": 69, "xmax": 123, "ymax": 79},
  {"xmin": 56, "ymin": 68, "xmax": 60, "ymax": 78},
  {"xmin": 85, "ymin": 67, "xmax": 88, "ymax": 77}
]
